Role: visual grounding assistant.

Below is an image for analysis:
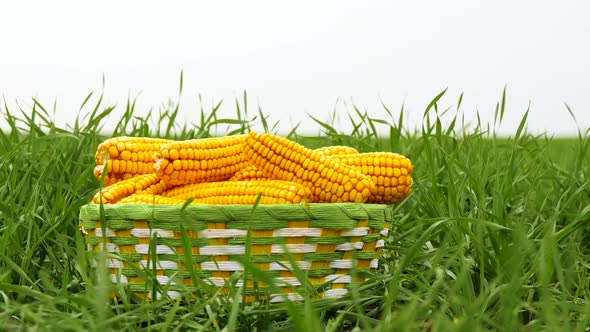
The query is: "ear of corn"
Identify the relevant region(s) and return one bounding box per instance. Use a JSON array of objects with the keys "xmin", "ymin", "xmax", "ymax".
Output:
[
  {"xmin": 154, "ymin": 135, "xmax": 249, "ymax": 185},
  {"xmin": 94, "ymin": 137, "xmax": 173, "ymax": 183},
  {"xmin": 330, "ymin": 152, "xmax": 413, "ymax": 203},
  {"xmin": 229, "ymin": 145, "xmax": 360, "ymax": 181},
  {"xmin": 92, "ymin": 173, "xmax": 161, "ymax": 204},
  {"xmin": 244, "ymin": 132, "xmax": 375, "ymax": 203},
  {"xmin": 162, "ymin": 180, "xmax": 313, "ymax": 204}
]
